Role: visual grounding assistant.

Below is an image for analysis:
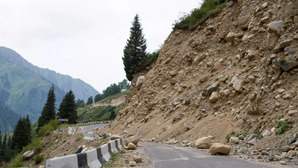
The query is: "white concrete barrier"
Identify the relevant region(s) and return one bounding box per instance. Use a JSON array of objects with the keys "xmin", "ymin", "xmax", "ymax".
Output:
[
  {"xmin": 46, "ymin": 139, "xmax": 123, "ymax": 168},
  {"xmin": 46, "ymin": 154, "xmax": 78, "ymax": 168},
  {"xmin": 86, "ymin": 148, "xmax": 102, "ymax": 168}
]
